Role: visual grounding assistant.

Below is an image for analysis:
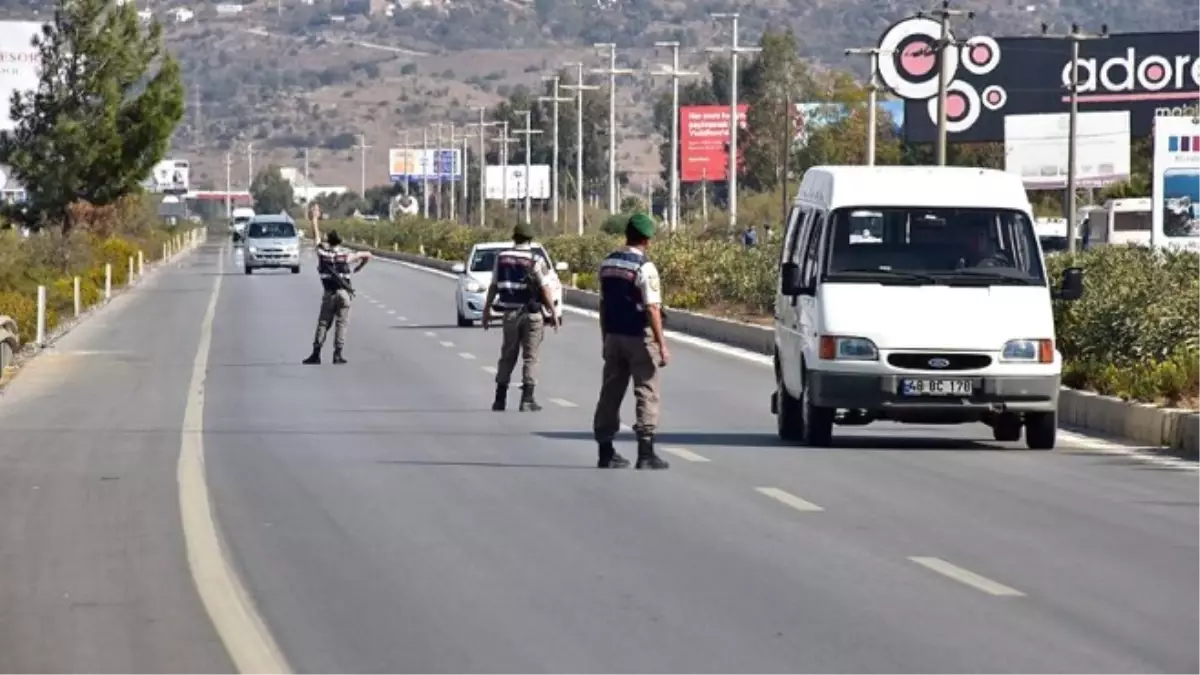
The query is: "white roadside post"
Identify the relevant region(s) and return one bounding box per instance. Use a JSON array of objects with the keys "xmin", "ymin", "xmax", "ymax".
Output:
[
  {"xmin": 35, "ymin": 285, "xmax": 45, "ymax": 346},
  {"xmin": 104, "ymin": 263, "xmax": 112, "ymax": 300},
  {"xmin": 73, "ymin": 276, "xmax": 81, "ymax": 317},
  {"xmin": 128, "ymin": 257, "xmax": 134, "ymax": 285},
  {"xmin": 137, "ymin": 251, "xmax": 144, "ymax": 277}
]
